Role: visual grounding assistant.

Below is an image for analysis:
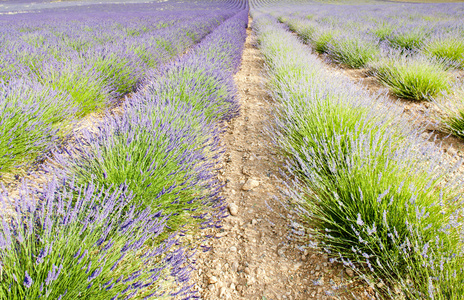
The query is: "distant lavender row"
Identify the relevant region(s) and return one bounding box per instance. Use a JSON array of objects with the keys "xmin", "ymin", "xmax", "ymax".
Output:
[
  {"xmin": 0, "ymin": 0, "xmax": 248, "ymax": 14},
  {"xmin": 254, "ymin": 11, "xmax": 464, "ymax": 299},
  {"xmin": 272, "ymin": 2, "xmax": 463, "ymax": 104},
  {"xmin": 0, "ymin": 6, "xmax": 248, "ymax": 300},
  {"xmin": 0, "ymin": 5, "xmax": 234, "ymax": 107},
  {"xmin": 0, "ymin": 1, "xmax": 242, "ymax": 180},
  {"xmin": 275, "ymin": 3, "xmax": 464, "ymax": 67},
  {"xmin": 270, "ymin": 2, "xmax": 464, "ymax": 143},
  {"xmin": 266, "ymin": 0, "xmax": 464, "ymax": 53}
]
